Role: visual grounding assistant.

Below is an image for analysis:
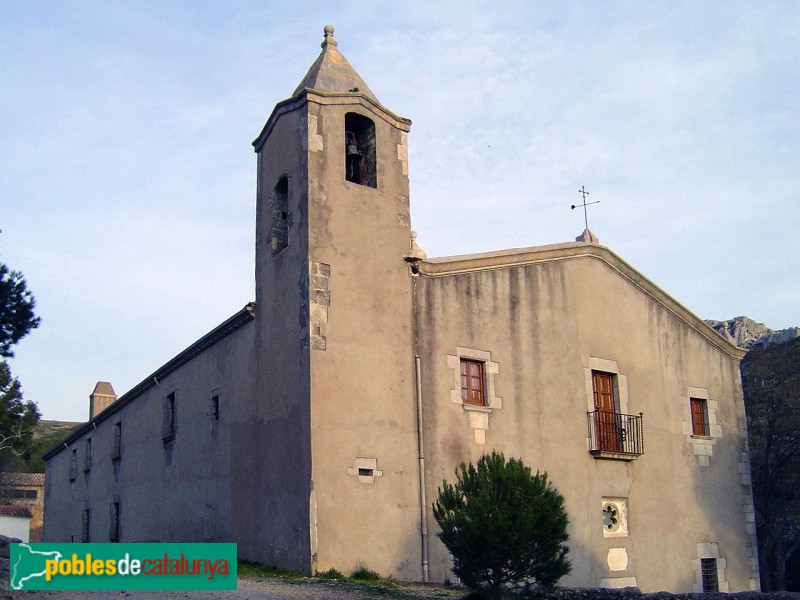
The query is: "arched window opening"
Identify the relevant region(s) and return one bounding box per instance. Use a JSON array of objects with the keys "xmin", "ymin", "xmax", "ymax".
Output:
[
  {"xmin": 345, "ymin": 113, "xmax": 376, "ymax": 188},
  {"xmin": 270, "ymin": 176, "xmax": 289, "ymax": 255}
]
